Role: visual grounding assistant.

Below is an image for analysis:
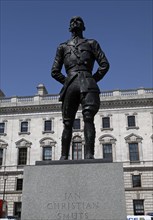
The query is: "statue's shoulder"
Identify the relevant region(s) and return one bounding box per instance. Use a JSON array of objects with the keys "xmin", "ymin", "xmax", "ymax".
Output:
[
  {"xmin": 86, "ymin": 39, "xmax": 100, "ymax": 51},
  {"xmin": 86, "ymin": 38, "xmax": 98, "ymax": 45},
  {"xmin": 58, "ymin": 40, "xmax": 72, "ymax": 49},
  {"xmin": 58, "ymin": 41, "xmax": 67, "ymax": 47},
  {"xmin": 56, "ymin": 41, "xmax": 68, "ymax": 52}
]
